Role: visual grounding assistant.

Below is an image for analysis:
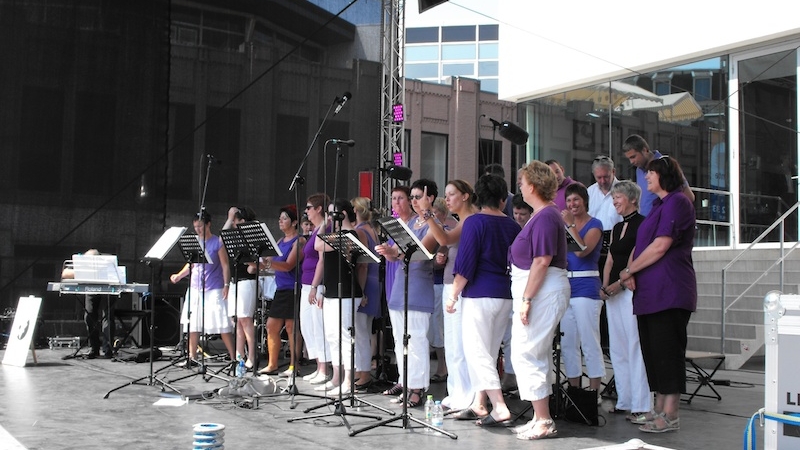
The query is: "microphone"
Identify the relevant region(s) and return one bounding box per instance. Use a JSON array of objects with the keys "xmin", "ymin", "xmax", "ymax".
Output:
[
  {"xmin": 330, "ymin": 139, "xmax": 355, "ymax": 147},
  {"xmin": 207, "ymin": 154, "xmax": 223, "ymax": 165},
  {"xmin": 333, "ymin": 91, "xmax": 352, "ymax": 115}
]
